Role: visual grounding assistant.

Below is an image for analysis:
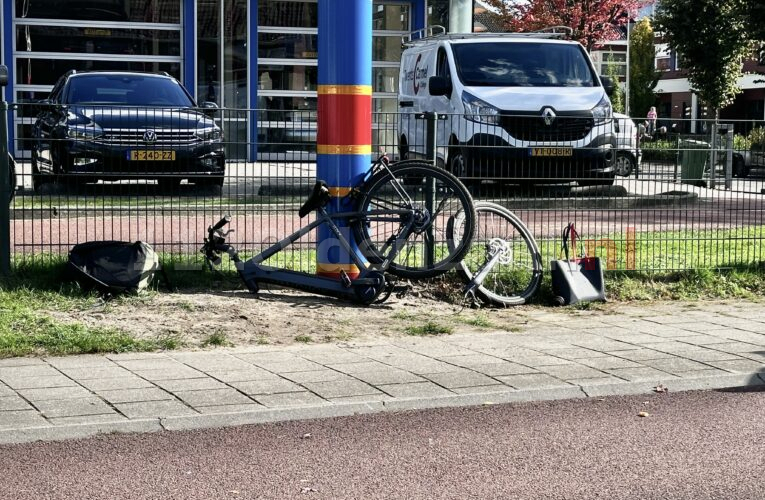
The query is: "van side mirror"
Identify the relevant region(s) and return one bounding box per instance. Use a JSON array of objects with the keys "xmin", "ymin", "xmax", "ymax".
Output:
[
  {"xmin": 600, "ymin": 76, "xmax": 615, "ymax": 97},
  {"xmin": 429, "ymin": 76, "xmax": 452, "ymax": 97}
]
